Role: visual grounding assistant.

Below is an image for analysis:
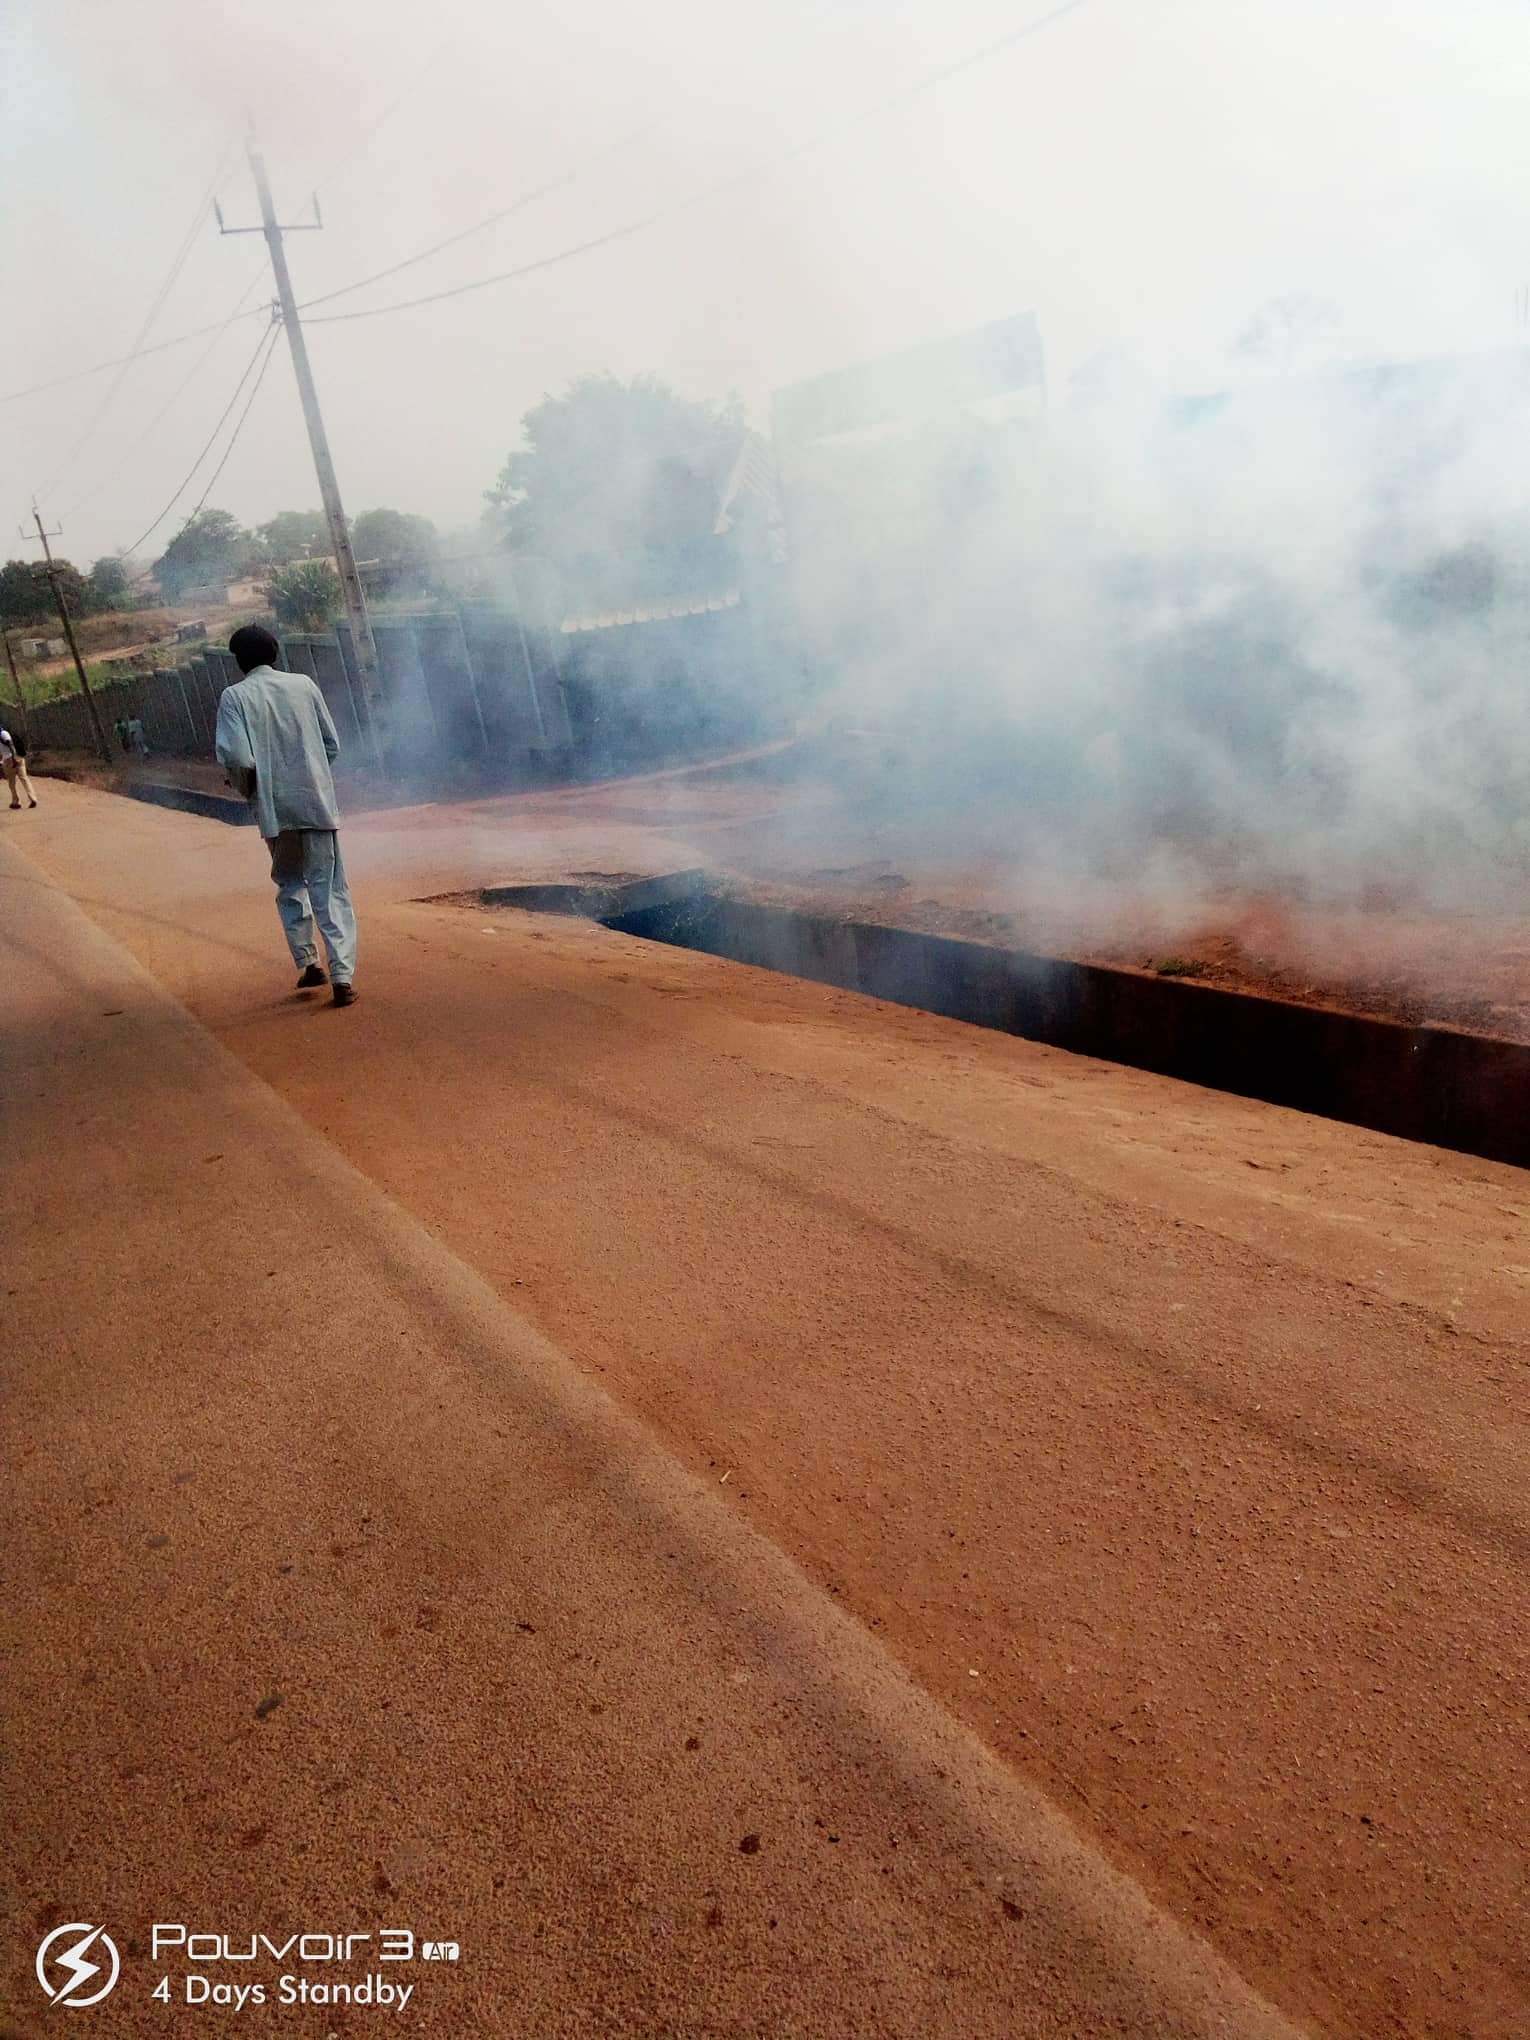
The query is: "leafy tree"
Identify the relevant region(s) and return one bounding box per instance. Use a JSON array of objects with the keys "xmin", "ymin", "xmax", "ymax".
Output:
[
  {"xmin": 51, "ymin": 561, "xmax": 90, "ymax": 615},
  {"xmin": 486, "ymin": 373, "xmax": 743, "ymax": 603},
  {"xmin": 154, "ymin": 508, "xmax": 250, "ymax": 601},
  {"xmin": 264, "ymin": 560, "xmax": 342, "ymax": 632},
  {"xmin": 0, "ymin": 555, "xmax": 88, "ymax": 620},
  {"xmin": 353, "ymin": 508, "xmax": 438, "ymax": 587},
  {"xmin": 258, "ymin": 509, "xmax": 330, "ymax": 564},
  {"xmin": 0, "ymin": 559, "xmax": 53, "ymax": 624},
  {"xmin": 88, "ymin": 555, "xmax": 131, "ymax": 611}
]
